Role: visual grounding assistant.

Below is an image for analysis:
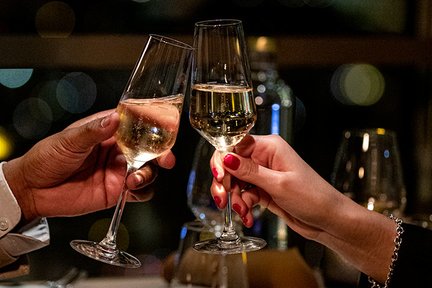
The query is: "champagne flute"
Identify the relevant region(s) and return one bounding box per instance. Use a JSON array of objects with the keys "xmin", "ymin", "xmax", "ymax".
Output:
[
  {"xmin": 189, "ymin": 19, "xmax": 267, "ymax": 254},
  {"xmin": 70, "ymin": 34, "xmax": 193, "ymax": 268}
]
